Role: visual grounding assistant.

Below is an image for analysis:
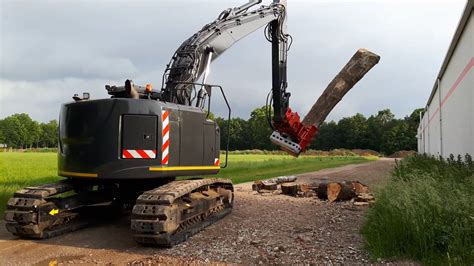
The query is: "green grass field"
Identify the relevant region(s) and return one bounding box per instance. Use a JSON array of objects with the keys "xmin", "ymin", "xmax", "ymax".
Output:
[{"xmin": 0, "ymin": 152, "xmax": 374, "ymax": 215}]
